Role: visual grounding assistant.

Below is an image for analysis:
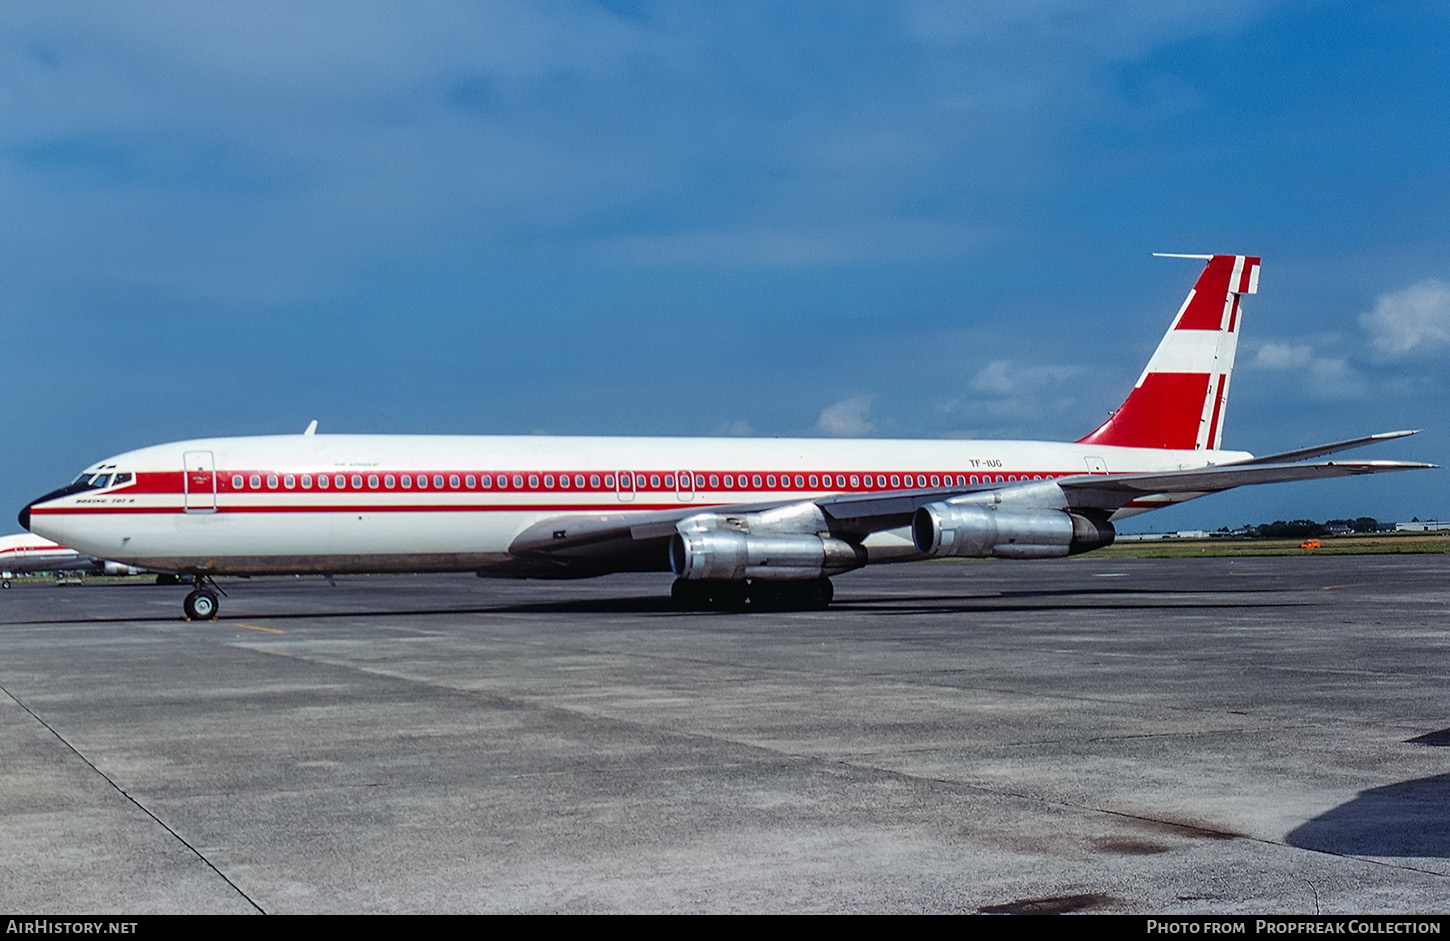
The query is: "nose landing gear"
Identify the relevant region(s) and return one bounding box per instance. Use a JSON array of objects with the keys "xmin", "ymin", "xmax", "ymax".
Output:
[{"xmin": 182, "ymin": 575, "xmax": 223, "ymax": 621}]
